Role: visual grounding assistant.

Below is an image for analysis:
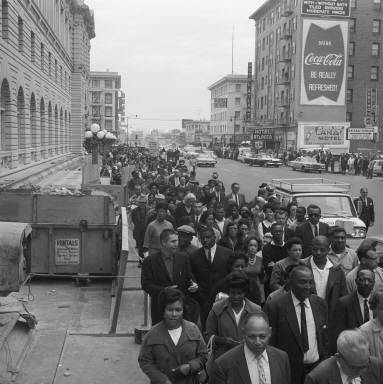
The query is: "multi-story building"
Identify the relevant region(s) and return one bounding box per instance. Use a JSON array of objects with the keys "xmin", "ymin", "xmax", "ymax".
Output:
[
  {"xmin": 347, "ymin": 0, "xmax": 383, "ymax": 152},
  {"xmin": 183, "ymin": 120, "xmax": 210, "ymax": 145},
  {"xmin": 208, "ymin": 75, "xmax": 249, "ymax": 145},
  {"xmin": 88, "ymin": 71, "xmax": 121, "ymax": 134},
  {"xmin": 0, "ymin": 0, "xmax": 94, "ymax": 169},
  {"xmin": 250, "ymin": 0, "xmax": 350, "ymax": 153}
]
